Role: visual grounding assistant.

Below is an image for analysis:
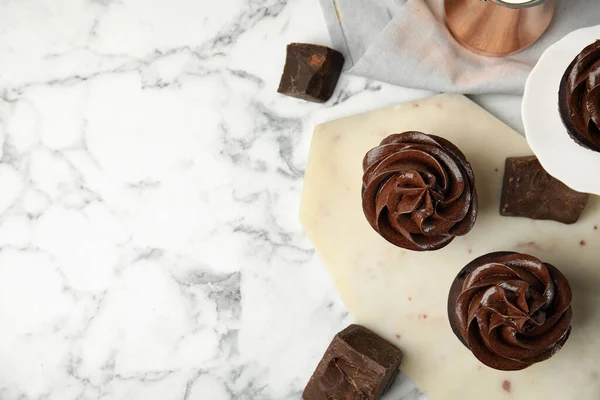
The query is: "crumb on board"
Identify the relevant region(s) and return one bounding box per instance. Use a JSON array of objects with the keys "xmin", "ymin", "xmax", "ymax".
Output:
[
  {"xmin": 502, "ymin": 380, "xmax": 511, "ymax": 393},
  {"xmin": 395, "ymin": 334, "xmax": 401, "ymax": 339},
  {"xmin": 517, "ymin": 241, "xmax": 535, "ymax": 247},
  {"xmin": 580, "ymin": 240, "xmax": 586, "ymax": 246},
  {"xmin": 516, "ymin": 241, "xmax": 544, "ymax": 251}
]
